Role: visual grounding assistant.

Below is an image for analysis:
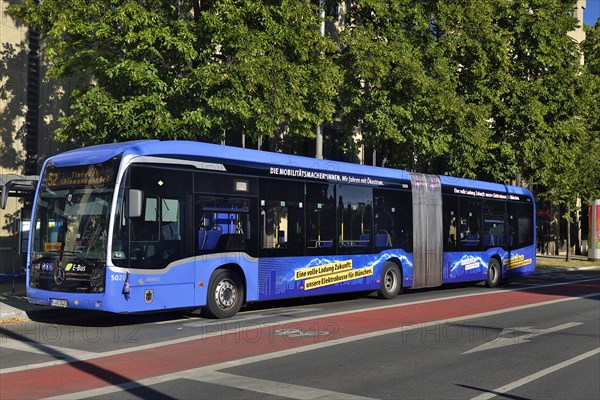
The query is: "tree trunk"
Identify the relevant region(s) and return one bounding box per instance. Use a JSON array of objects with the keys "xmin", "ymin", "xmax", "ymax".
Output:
[
  {"xmin": 566, "ymin": 205, "xmax": 571, "ymax": 262},
  {"xmin": 553, "ymin": 205, "xmax": 560, "ymax": 256},
  {"xmin": 575, "ymin": 198, "xmax": 582, "ymax": 255}
]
